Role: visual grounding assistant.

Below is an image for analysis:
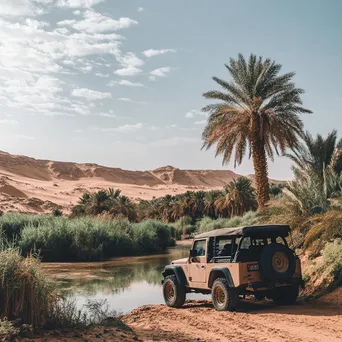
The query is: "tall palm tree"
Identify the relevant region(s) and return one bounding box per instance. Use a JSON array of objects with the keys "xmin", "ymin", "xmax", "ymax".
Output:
[
  {"xmin": 285, "ymin": 130, "xmax": 342, "ymax": 180},
  {"xmin": 201, "ymin": 54, "xmax": 311, "ymax": 209},
  {"xmin": 285, "ymin": 130, "xmax": 342, "ymax": 198}
]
